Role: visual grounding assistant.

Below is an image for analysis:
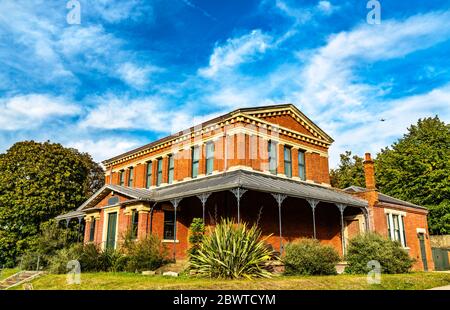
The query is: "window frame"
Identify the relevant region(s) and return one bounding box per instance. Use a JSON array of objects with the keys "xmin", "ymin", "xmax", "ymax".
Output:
[
  {"xmin": 130, "ymin": 210, "xmax": 139, "ymax": 240},
  {"xmin": 387, "ymin": 212, "xmax": 407, "ymax": 247},
  {"xmin": 89, "ymin": 218, "xmax": 96, "ymax": 242},
  {"xmin": 268, "ymin": 140, "xmax": 278, "ymax": 175},
  {"xmin": 167, "ymin": 154, "xmax": 174, "ymax": 184},
  {"xmin": 191, "ymin": 146, "xmax": 200, "ymax": 178},
  {"xmin": 156, "ymin": 158, "xmax": 163, "ymax": 186},
  {"xmin": 127, "ymin": 166, "xmax": 134, "ymax": 187},
  {"xmin": 298, "ymin": 149, "xmax": 306, "ymax": 181},
  {"xmin": 119, "ymin": 170, "xmax": 125, "ymax": 186},
  {"xmin": 205, "ymin": 141, "xmax": 214, "ymax": 175},
  {"xmin": 163, "ymin": 210, "xmax": 175, "ymax": 240},
  {"xmin": 145, "ymin": 161, "xmax": 152, "ymax": 189},
  {"xmin": 283, "ymin": 145, "xmax": 292, "ymax": 178}
]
